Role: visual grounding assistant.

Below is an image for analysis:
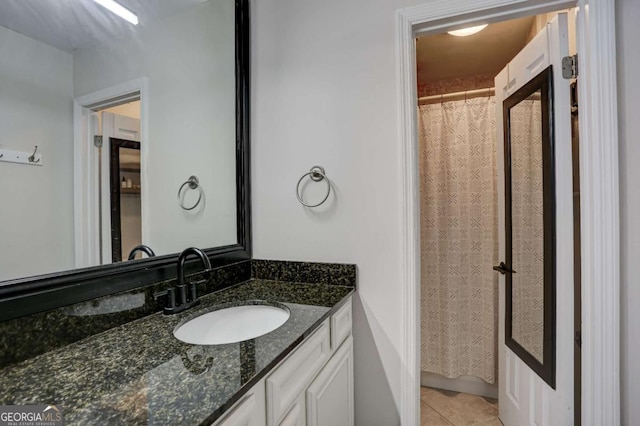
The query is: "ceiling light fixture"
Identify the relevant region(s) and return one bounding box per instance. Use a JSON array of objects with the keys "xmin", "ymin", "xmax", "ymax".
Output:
[
  {"xmin": 448, "ymin": 24, "xmax": 488, "ymax": 37},
  {"xmin": 92, "ymin": 0, "xmax": 139, "ymax": 25}
]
